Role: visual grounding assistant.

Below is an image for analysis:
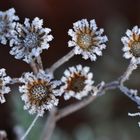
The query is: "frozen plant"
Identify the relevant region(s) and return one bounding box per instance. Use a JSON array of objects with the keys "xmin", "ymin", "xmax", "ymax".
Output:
[{"xmin": 0, "ymin": 8, "xmax": 140, "ymax": 140}]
